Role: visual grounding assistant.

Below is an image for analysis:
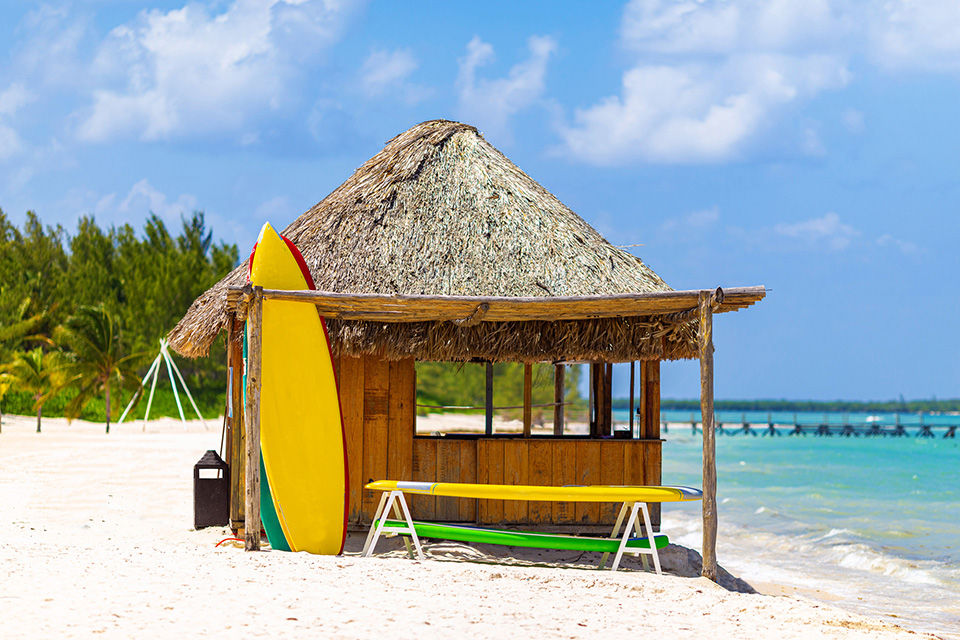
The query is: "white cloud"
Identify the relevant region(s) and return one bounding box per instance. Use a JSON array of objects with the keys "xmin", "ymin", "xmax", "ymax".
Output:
[
  {"xmin": 119, "ymin": 179, "xmax": 199, "ymax": 222},
  {"xmin": 0, "ymin": 125, "xmax": 23, "ymax": 161},
  {"xmin": 0, "ymin": 84, "xmax": 35, "ymax": 162},
  {"xmin": 15, "ymin": 5, "xmax": 89, "ymax": 89},
  {"xmin": 361, "ymin": 49, "xmax": 416, "ymax": 93},
  {"xmin": 877, "ymin": 233, "xmax": 921, "ymax": 256},
  {"xmin": 842, "ymin": 108, "xmax": 865, "ymax": 133},
  {"xmin": 456, "ymin": 35, "xmax": 557, "ymax": 141},
  {"xmin": 801, "ymin": 126, "xmax": 825, "ymax": 156},
  {"xmin": 774, "ymin": 212, "xmax": 859, "ymax": 250},
  {"xmin": 561, "ymin": 0, "xmax": 960, "ymax": 165},
  {"xmin": 560, "ymin": 54, "xmax": 847, "ymax": 164},
  {"xmin": 560, "ymin": 0, "xmax": 852, "ymax": 165},
  {"xmin": 359, "ymin": 48, "xmax": 426, "ymax": 103},
  {"xmin": 76, "ymin": 0, "xmax": 359, "ymax": 142},
  {"xmin": 868, "ymin": 1, "xmax": 960, "ymax": 72},
  {"xmin": 60, "ymin": 180, "xmax": 250, "ymax": 248},
  {"xmin": 661, "ymin": 206, "xmax": 719, "ymax": 232},
  {"xmin": 0, "ymin": 84, "xmax": 34, "ymax": 117},
  {"xmin": 254, "ymin": 195, "xmax": 292, "ymax": 220},
  {"xmin": 620, "ymin": 0, "xmax": 847, "ymax": 55}
]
